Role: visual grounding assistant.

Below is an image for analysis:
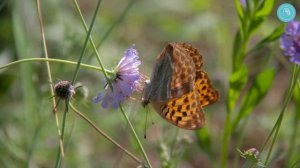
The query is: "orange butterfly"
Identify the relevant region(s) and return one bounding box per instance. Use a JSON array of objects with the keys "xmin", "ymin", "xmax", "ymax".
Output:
[{"xmin": 142, "ymin": 42, "xmax": 219, "ymax": 130}]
